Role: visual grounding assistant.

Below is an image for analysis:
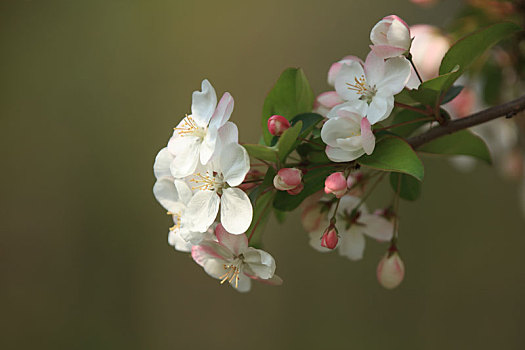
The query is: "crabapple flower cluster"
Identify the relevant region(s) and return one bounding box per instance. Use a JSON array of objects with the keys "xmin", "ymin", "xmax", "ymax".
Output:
[
  {"xmin": 153, "ymin": 80, "xmax": 281, "ymax": 292},
  {"xmin": 154, "ymin": 13, "xmax": 524, "ymax": 292}
]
